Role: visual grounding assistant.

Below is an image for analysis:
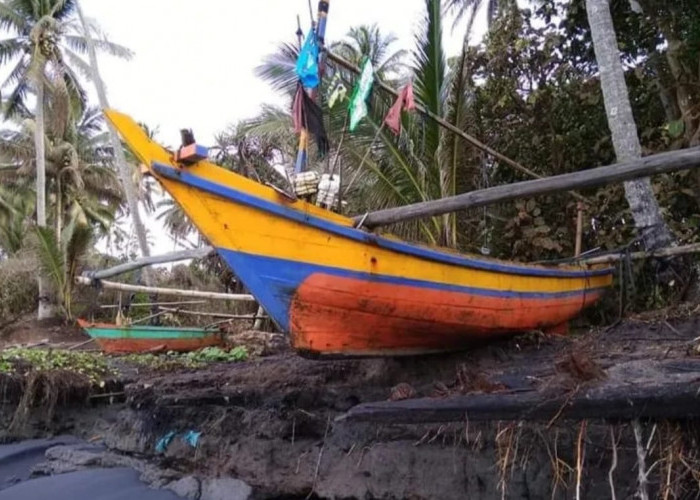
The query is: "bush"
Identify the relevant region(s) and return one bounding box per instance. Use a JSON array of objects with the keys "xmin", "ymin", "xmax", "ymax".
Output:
[{"xmin": 0, "ymin": 257, "xmax": 38, "ymax": 325}]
